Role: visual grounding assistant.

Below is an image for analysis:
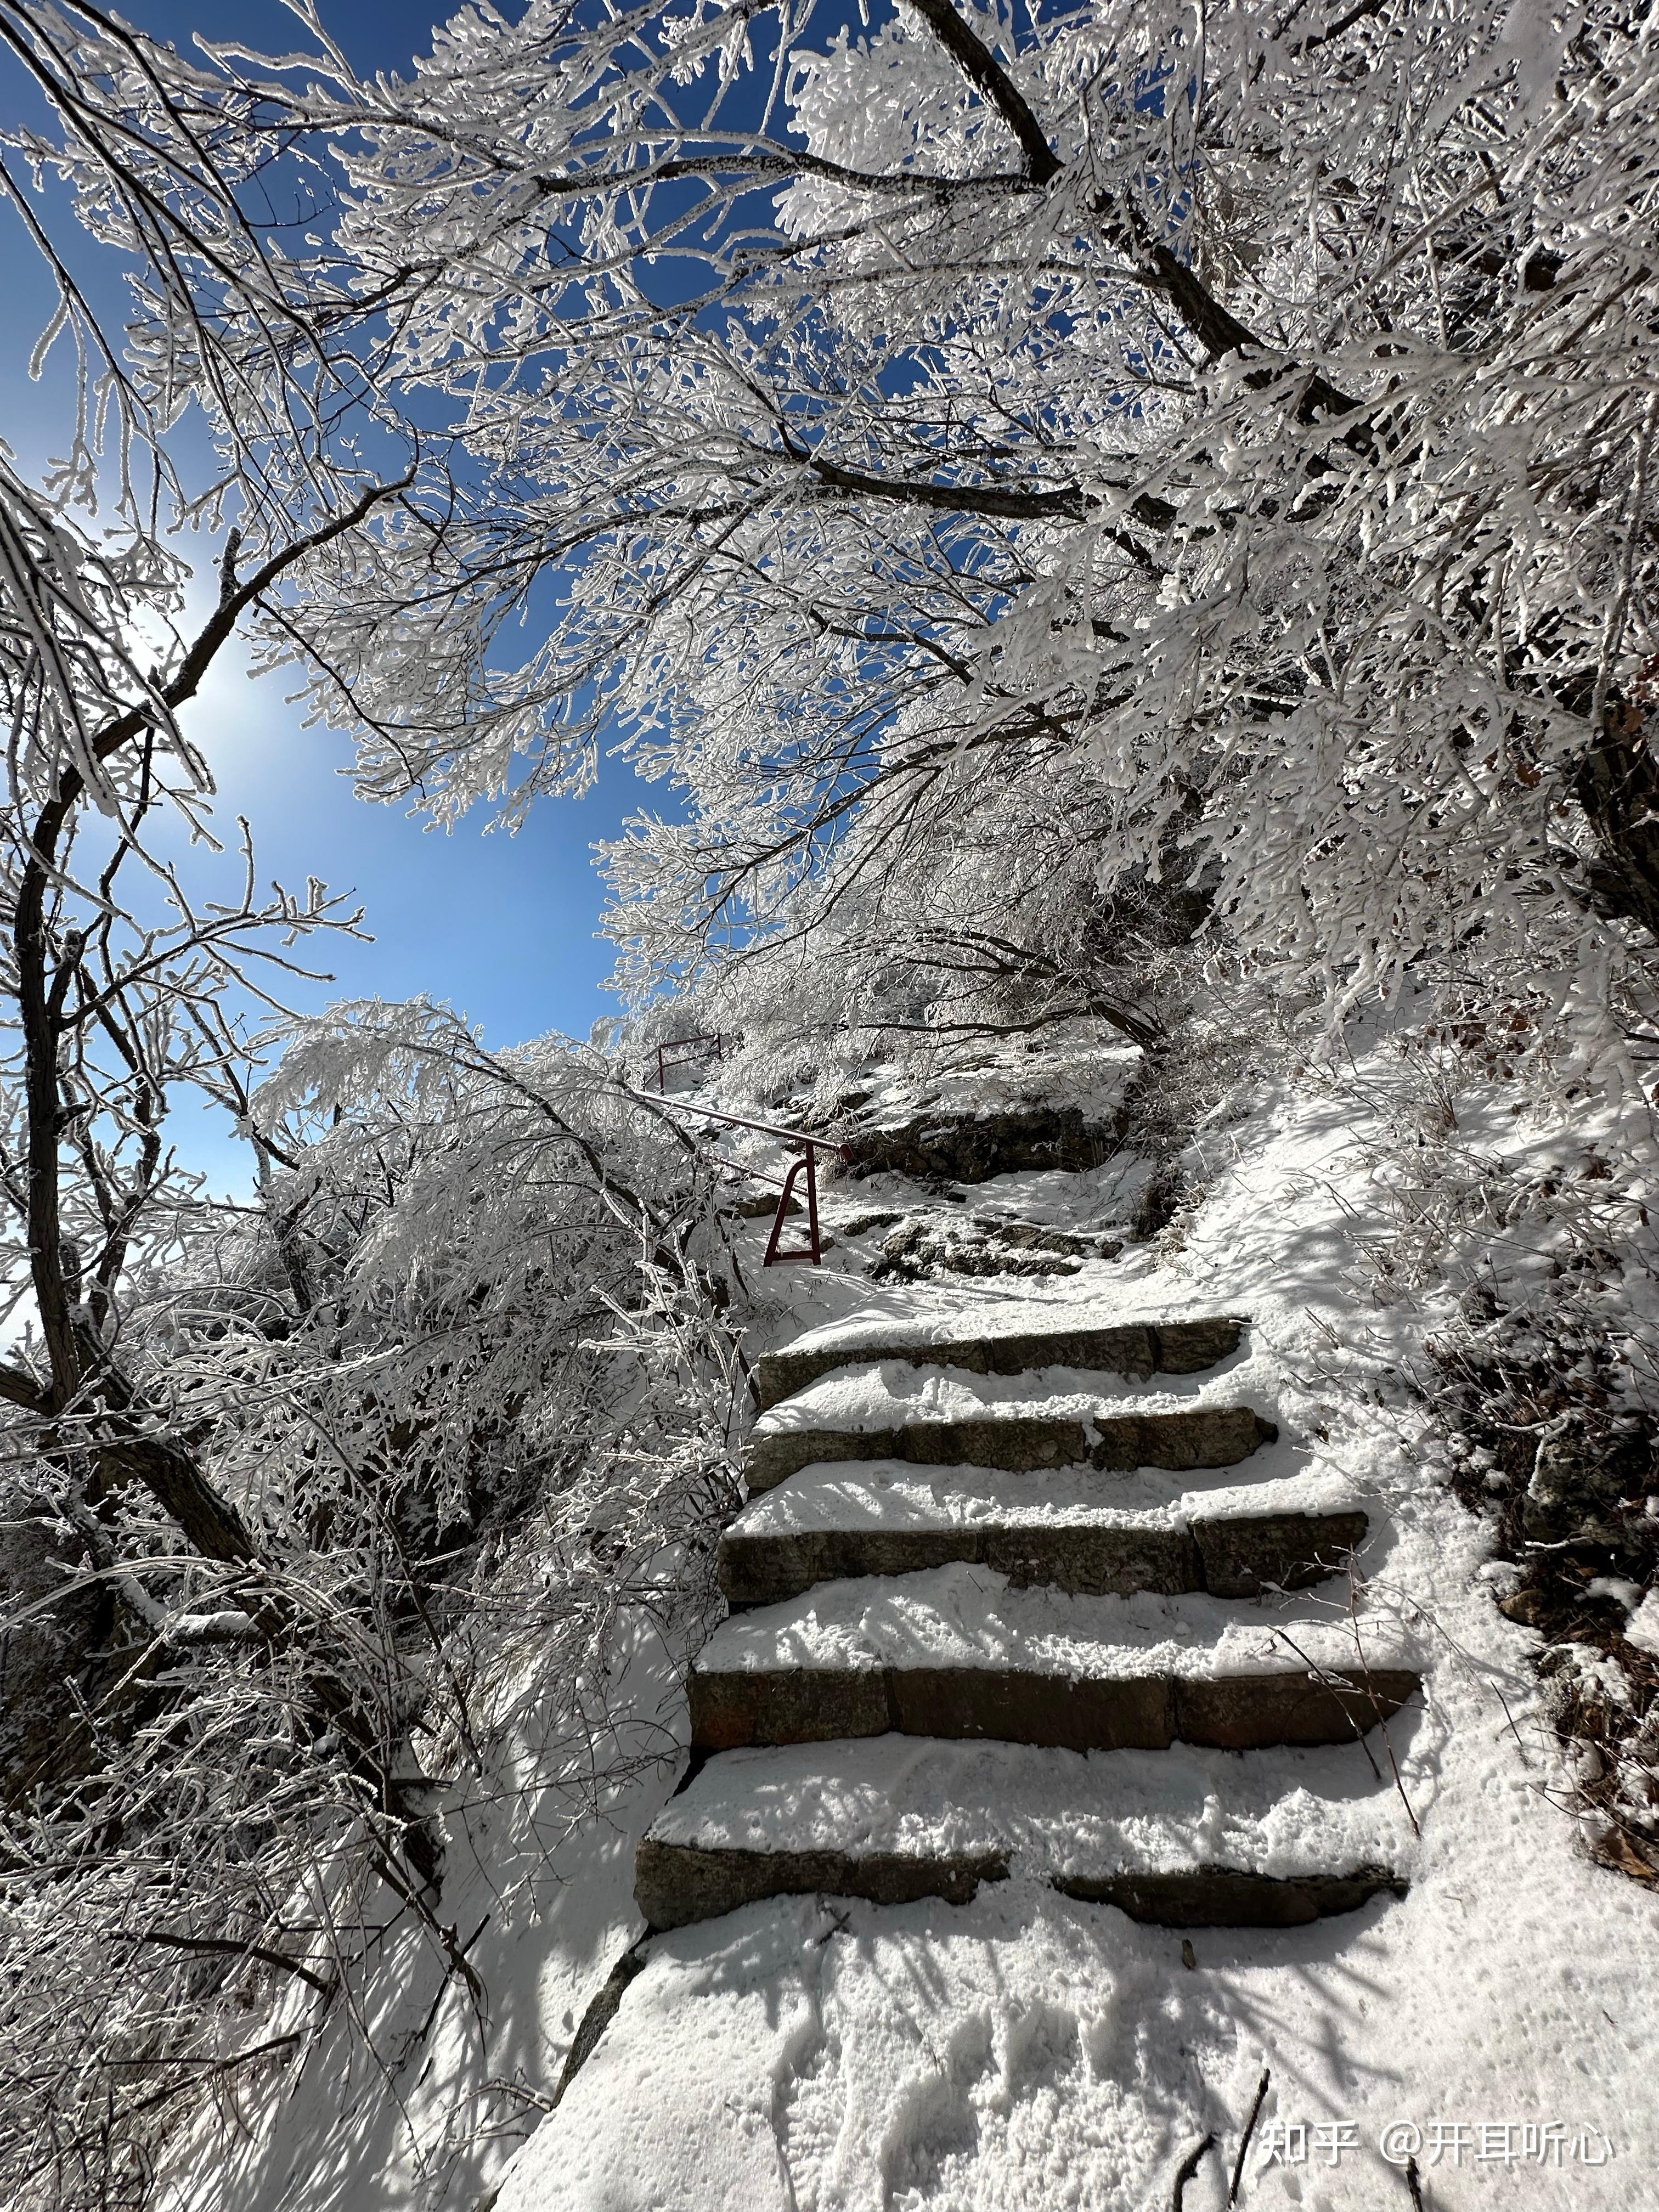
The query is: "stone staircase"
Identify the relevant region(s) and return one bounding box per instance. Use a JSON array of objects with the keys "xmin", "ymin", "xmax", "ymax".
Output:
[{"xmin": 636, "ymin": 1314, "xmax": 1422, "ymax": 1934}]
